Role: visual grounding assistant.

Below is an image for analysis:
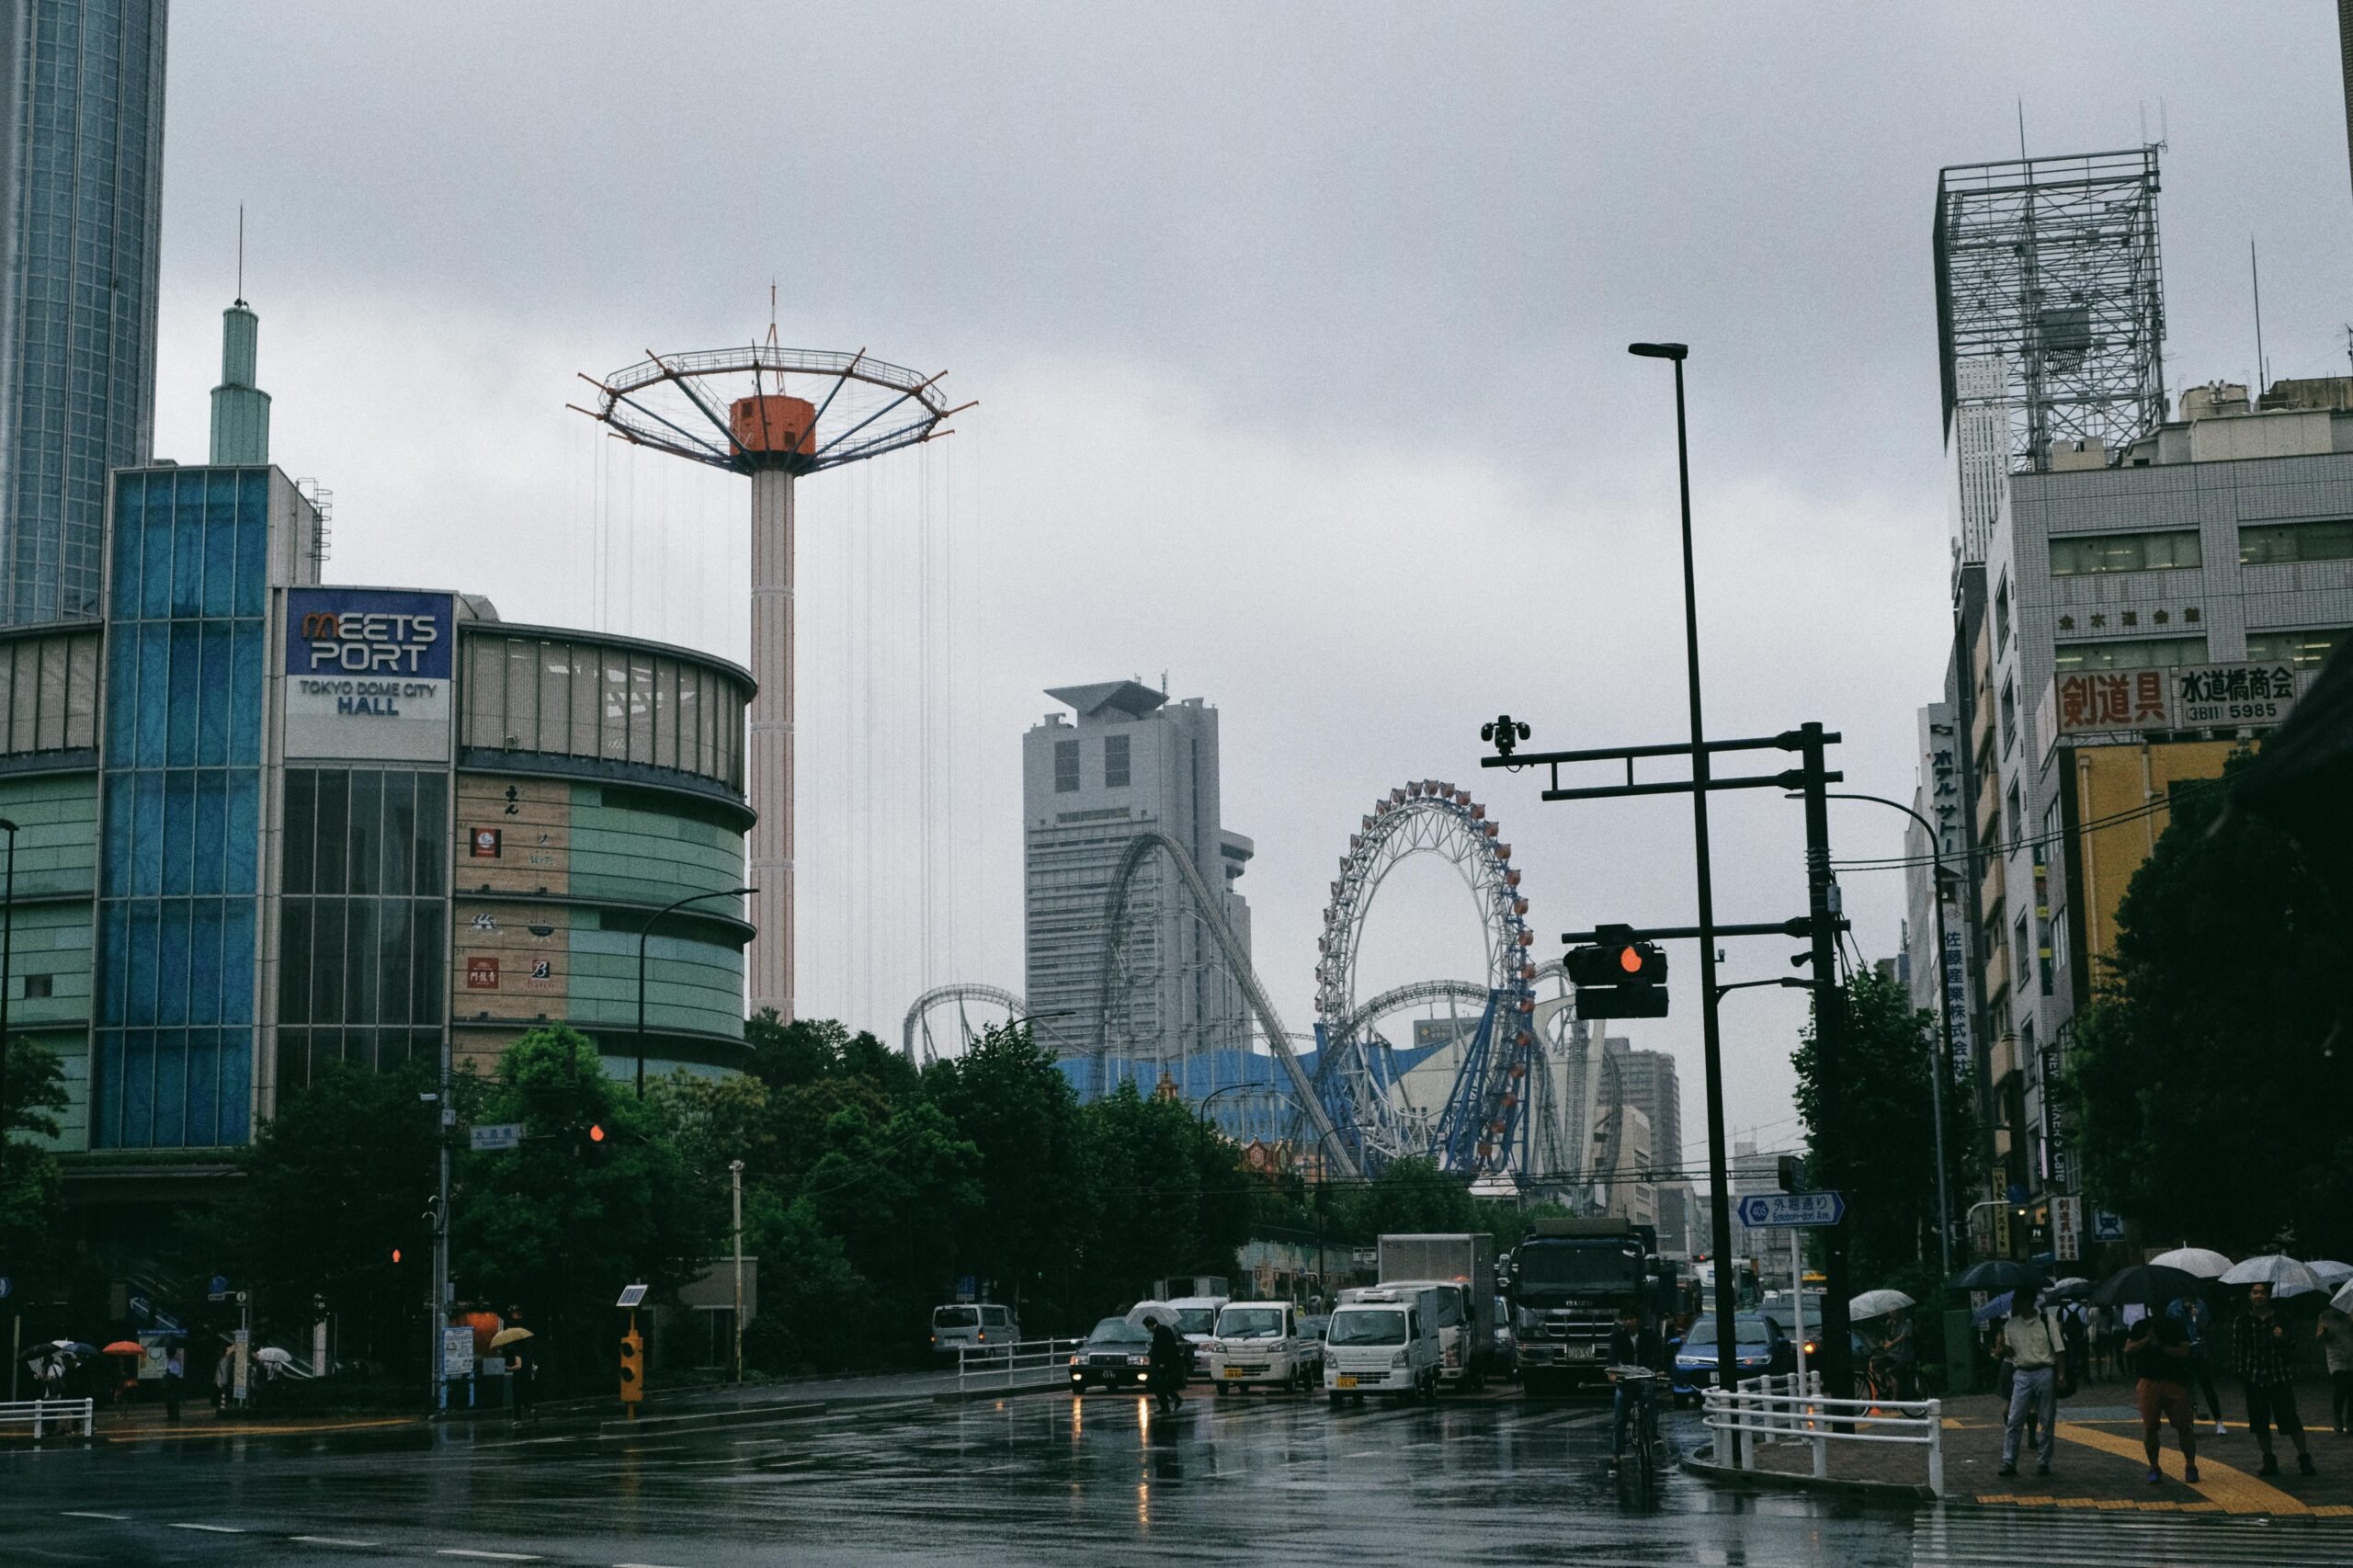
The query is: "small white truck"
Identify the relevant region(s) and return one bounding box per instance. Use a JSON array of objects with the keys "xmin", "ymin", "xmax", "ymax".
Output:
[
  {"xmin": 1323, "ymin": 1286, "xmax": 1442, "ymax": 1404},
  {"xmin": 1206, "ymin": 1301, "xmax": 1323, "ymax": 1393}
]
